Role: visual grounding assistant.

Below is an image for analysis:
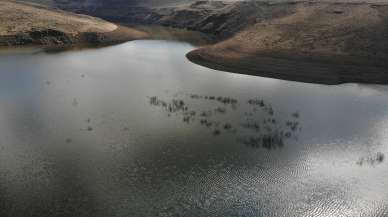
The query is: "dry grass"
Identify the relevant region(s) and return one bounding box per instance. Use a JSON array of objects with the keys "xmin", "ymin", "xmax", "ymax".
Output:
[
  {"xmin": 229, "ymin": 3, "xmax": 387, "ymax": 59},
  {"xmin": 188, "ymin": 1, "xmax": 388, "ymax": 84},
  {"xmin": 0, "ymin": 0, "xmax": 149, "ymax": 46},
  {"xmin": 0, "ymin": 0, "xmax": 117, "ymax": 35}
]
